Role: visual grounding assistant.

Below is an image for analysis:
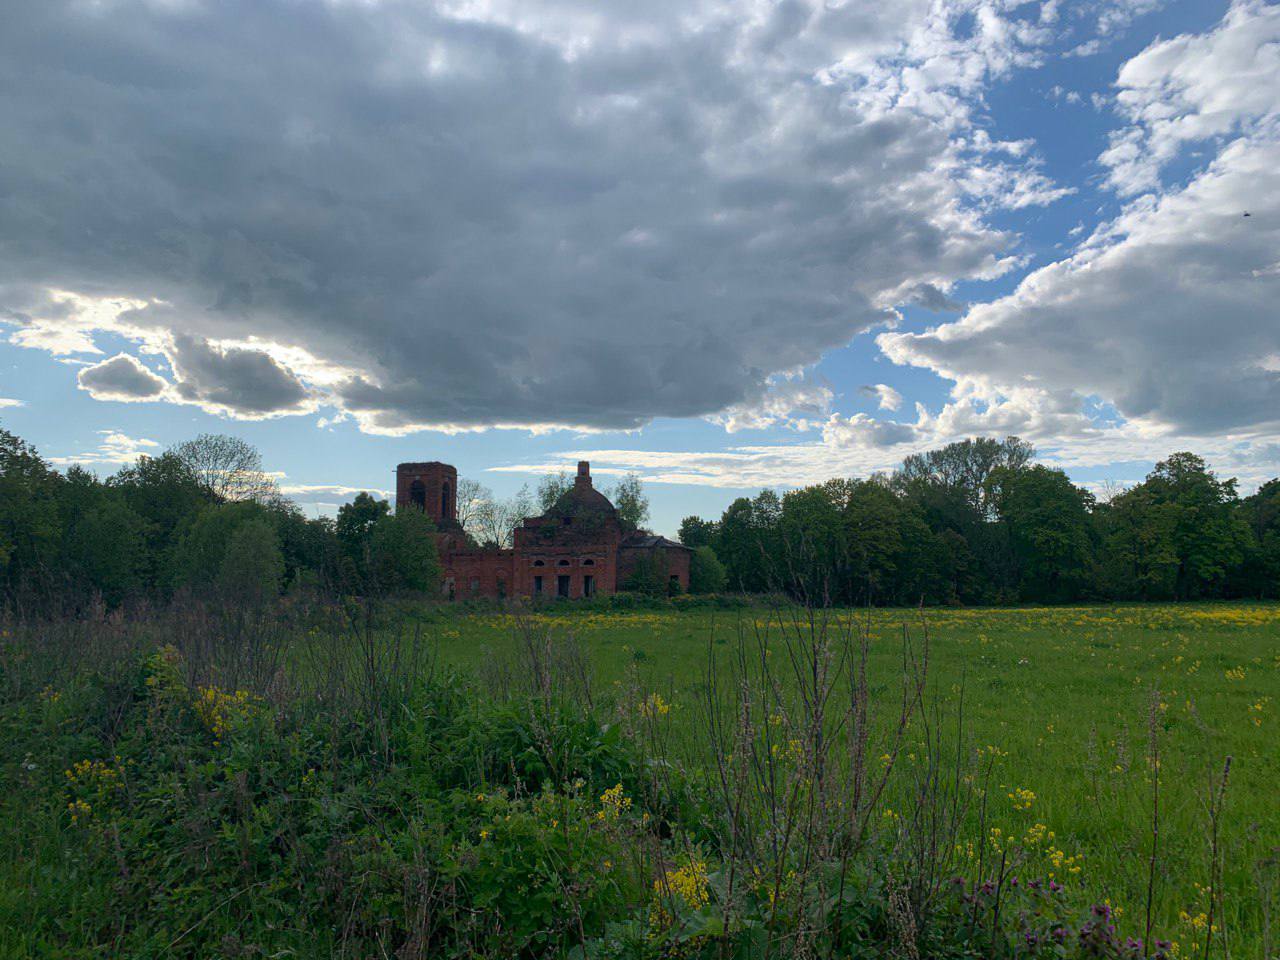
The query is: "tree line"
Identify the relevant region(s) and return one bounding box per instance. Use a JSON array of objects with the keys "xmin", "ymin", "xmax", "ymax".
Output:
[
  {"xmin": 5, "ymin": 424, "xmax": 1278, "ymax": 611},
  {"xmin": 0, "ymin": 428, "xmax": 440, "ymax": 612},
  {"xmin": 677, "ymin": 437, "xmax": 1280, "ymax": 605}
]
